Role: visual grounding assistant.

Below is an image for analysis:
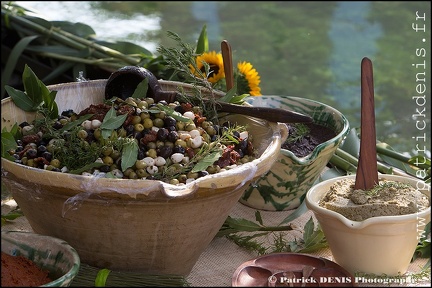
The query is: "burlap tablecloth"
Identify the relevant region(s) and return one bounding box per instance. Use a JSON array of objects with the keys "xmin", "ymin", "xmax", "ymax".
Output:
[{"xmin": 2, "ymin": 196, "xmax": 430, "ymax": 287}]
